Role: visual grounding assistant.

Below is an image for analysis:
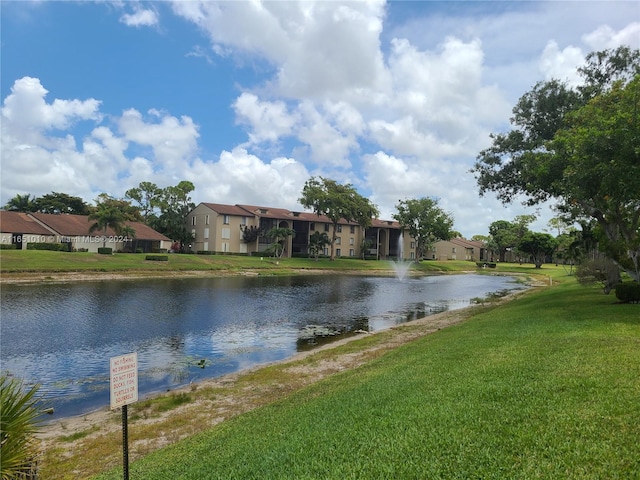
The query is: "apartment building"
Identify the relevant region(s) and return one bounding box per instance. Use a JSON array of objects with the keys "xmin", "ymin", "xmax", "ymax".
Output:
[{"xmin": 186, "ymin": 202, "xmax": 411, "ymax": 259}]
